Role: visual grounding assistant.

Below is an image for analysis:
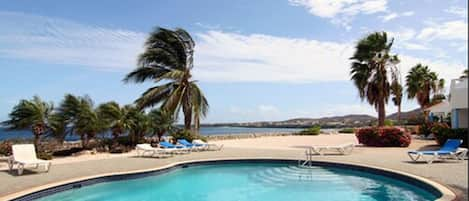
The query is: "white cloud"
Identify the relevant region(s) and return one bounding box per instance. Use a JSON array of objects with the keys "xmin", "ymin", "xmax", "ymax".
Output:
[
  {"xmin": 194, "ymin": 31, "xmax": 354, "ymax": 82},
  {"xmin": 401, "ymin": 42, "xmax": 428, "ymax": 50},
  {"xmin": 445, "ymin": 6, "xmax": 467, "ymax": 18},
  {"xmin": 0, "ymin": 11, "xmax": 145, "ymax": 71},
  {"xmin": 417, "ymin": 20, "xmax": 468, "ymax": 42},
  {"xmin": 402, "ymin": 11, "xmax": 414, "ymax": 16},
  {"xmin": 289, "ymin": 0, "xmax": 387, "ymax": 28},
  {"xmin": 381, "ymin": 13, "xmax": 398, "ymax": 21},
  {"xmin": 194, "ymin": 31, "xmax": 465, "ymax": 83},
  {"xmin": 380, "ymin": 11, "xmax": 414, "ymax": 22},
  {"xmin": 289, "ymin": 0, "xmax": 387, "ymax": 17},
  {"xmin": 0, "ymin": 12, "xmax": 465, "ymax": 84},
  {"xmin": 388, "ymin": 28, "xmax": 416, "ymax": 42}
]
